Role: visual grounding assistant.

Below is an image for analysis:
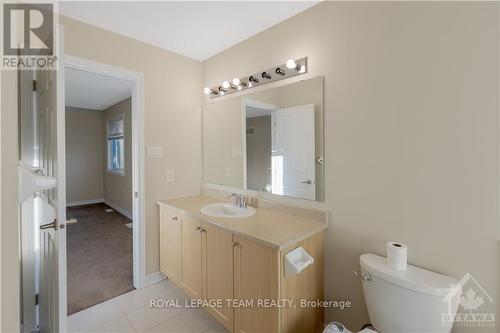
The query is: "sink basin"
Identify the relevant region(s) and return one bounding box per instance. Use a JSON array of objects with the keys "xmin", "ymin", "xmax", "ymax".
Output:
[{"xmin": 201, "ymin": 203, "xmax": 256, "ymax": 218}]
